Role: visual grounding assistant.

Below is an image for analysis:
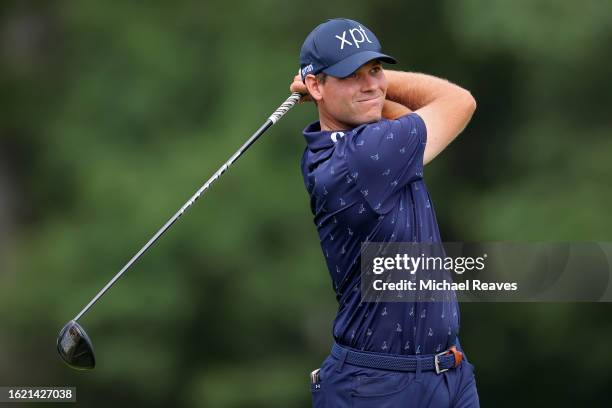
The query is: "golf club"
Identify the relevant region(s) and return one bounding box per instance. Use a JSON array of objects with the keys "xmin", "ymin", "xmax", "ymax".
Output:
[{"xmin": 57, "ymin": 92, "xmax": 302, "ymax": 370}]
